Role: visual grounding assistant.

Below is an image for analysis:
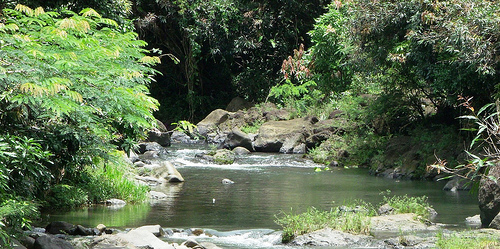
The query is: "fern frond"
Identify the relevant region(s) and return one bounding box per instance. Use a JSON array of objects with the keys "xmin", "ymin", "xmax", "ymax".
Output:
[
  {"xmin": 20, "ymin": 83, "xmax": 47, "ymax": 96},
  {"xmin": 47, "ymin": 83, "xmax": 68, "ymax": 95},
  {"xmin": 65, "ymin": 90, "xmax": 83, "ymax": 103},
  {"xmin": 58, "ymin": 18, "xmax": 77, "ymax": 30},
  {"xmin": 0, "ymin": 23, "xmax": 19, "ymax": 33},
  {"xmin": 140, "ymin": 56, "xmax": 161, "ymax": 65},
  {"xmin": 28, "ymin": 49, "xmax": 44, "ymax": 59},
  {"xmin": 76, "ymin": 20, "xmax": 91, "ymax": 33},
  {"xmin": 98, "ymin": 18, "xmax": 118, "ymax": 27},
  {"xmin": 15, "ymin": 4, "xmax": 33, "ymax": 17},
  {"xmin": 80, "ymin": 8, "xmax": 102, "ymax": 18},
  {"xmin": 34, "ymin": 7, "xmax": 45, "ymax": 17}
]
